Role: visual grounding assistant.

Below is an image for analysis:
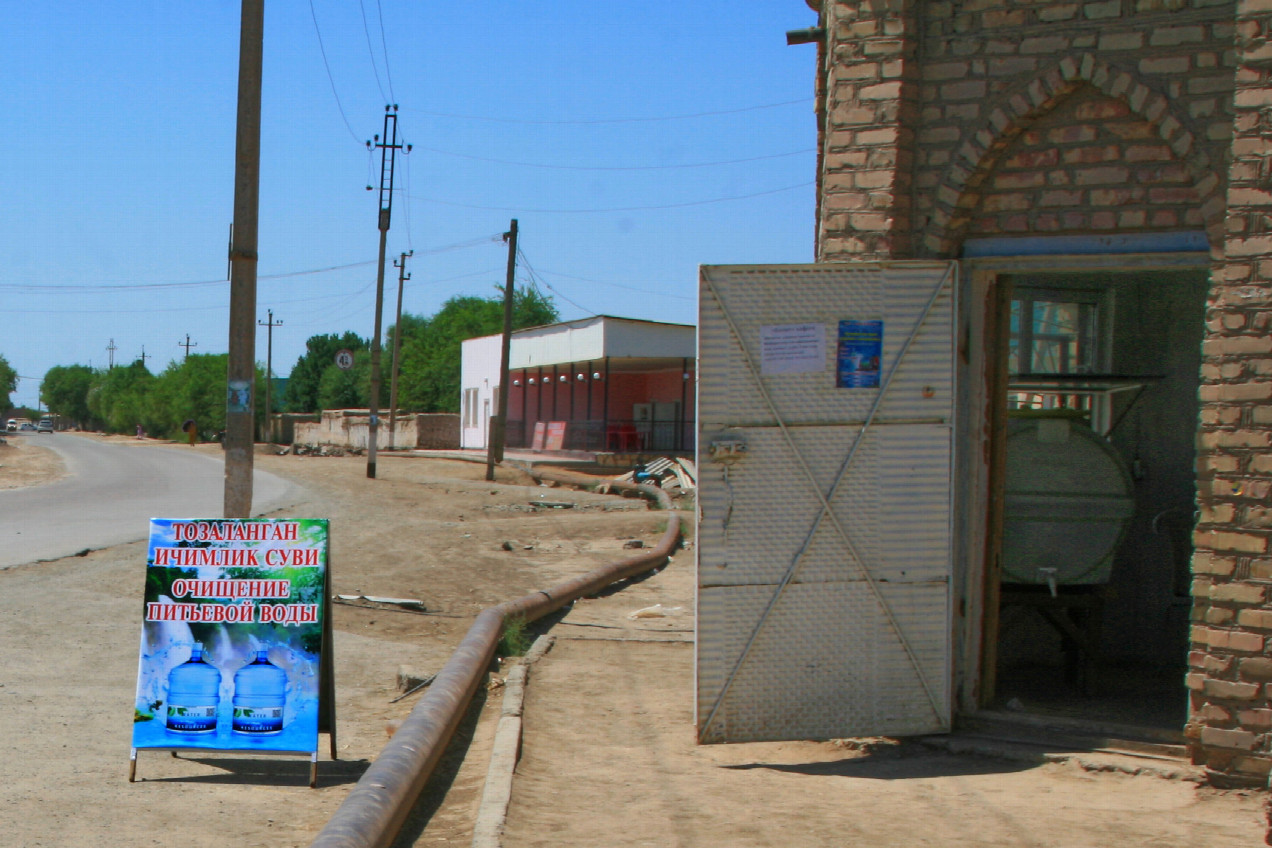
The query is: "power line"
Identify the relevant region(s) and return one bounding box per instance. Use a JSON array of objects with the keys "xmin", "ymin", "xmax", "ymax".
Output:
[
  {"xmin": 0, "ymin": 239, "xmax": 499, "ymax": 292},
  {"xmin": 409, "ymin": 181, "xmax": 814, "ymax": 214},
  {"xmin": 526, "ymin": 267, "xmax": 695, "ymax": 302},
  {"xmin": 4, "ymin": 282, "xmax": 381, "ymax": 316},
  {"xmin": 261, "ymin": 259, "xmax": 380, "ymax": 280},
  {"xmin": 7, "ymin": 304, "xmax": 235, "ymax": 316},
  {"xmin": 0, "ymin": 261, "xmax": 375, "ymax": 292},
  {"xmin": 517, "ymin": 247, "xmax": 596, "ymax": 317},
  {"xmin": 284, "ymin": 281, "xmax": 379, "ymax": 328},
  {"xmin": 375, "ymin": 0, "xmax": 395, "ymax": 102},
  {"xmin": 358, "ymin": 0, "xmax": 388, "ymax": 104},
  {"xmin": 407, "ymin": 145, "xmax": 815, "ymax": 172},
  {"xmin": 308, "ymin": 0, "xmax": 363, "ymax": 144},
  {"xmin": 414, "ymin": 97, "xmax": 812, "ymax": 126}
]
